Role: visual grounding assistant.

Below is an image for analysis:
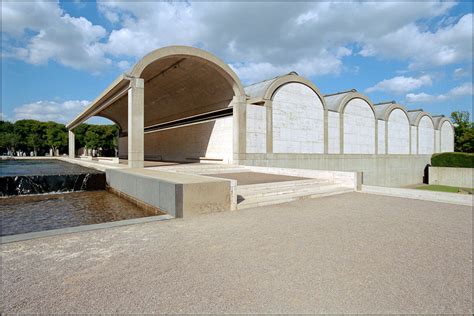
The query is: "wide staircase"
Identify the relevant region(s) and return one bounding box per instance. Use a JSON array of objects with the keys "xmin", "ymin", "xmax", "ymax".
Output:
[
  {"xmin": 152, "ymin": 163, "xmax": 354, "ymax": 209},
  {"xmin": 236, "ymin": 179, "xmax": 353, "ymax": 209}
]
